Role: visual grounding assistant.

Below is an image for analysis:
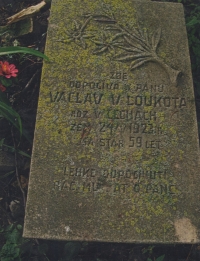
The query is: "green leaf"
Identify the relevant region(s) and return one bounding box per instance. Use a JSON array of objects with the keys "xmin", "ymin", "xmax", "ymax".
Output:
[
  {"xmin": 0, "ymin": 77, "xmax": 13, "ymax": 87},
  {"xmin": 147, "ymin": 258, "xmax": 152, "ymax": 261},
  {"xmin": 0, "ymin": 138, "xmax": 5, "ymax": 146},
  {"xmin": 0, "ymin": 91, "xmax": 10, "ymax": 106},
  {"xmin": 2, "ymin": 143, "xmax": 31, "ymax": 158},
  {"xmin": 6, "ymin": 224, "xmax": 14, "ymax": 232},
  {"xmin": 187, "ymin": 17, "xmax": 199, "ymax": 27},
  {"xmin": 156, "ymin": 255, "xmax": 165, "ymax": 261},
  {"xmin": 0, "ymin": 243, "xmax": 20, "ymax": 259},
  {"xmin": 16, "ymin": 225, "xmax": 22, "ymax": 230},
  {"xmin": 0, "ymin": 101, "xmax": 22, "ymax": 136},
  {"xmin": 0, "ymin": 171, "xmax": 15, "ymax": 180},
  {"xmin": 0, "ymin": 93, "xmax": 31, "ymax": 143},
  {"xmin": 0, "ymin": 47, "xmax": 49, "ymax": 61},
  {"xmin": 5, "ymin": 226, "xmax": 21, "ymax": 244}
]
